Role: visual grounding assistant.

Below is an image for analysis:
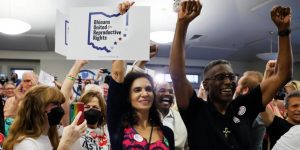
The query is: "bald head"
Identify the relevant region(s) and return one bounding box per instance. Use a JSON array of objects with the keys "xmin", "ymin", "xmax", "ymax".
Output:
[
  {"xmin": 155, "ymin": 82, "xmax": 174, "ymax": 115},
  {"xmin": 240, "ymin": 71, "xmax": 263, "ymax": 89},
  {"xmin": 235, "ymin": 71, "xmax": 263, "ymax": 98}
]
